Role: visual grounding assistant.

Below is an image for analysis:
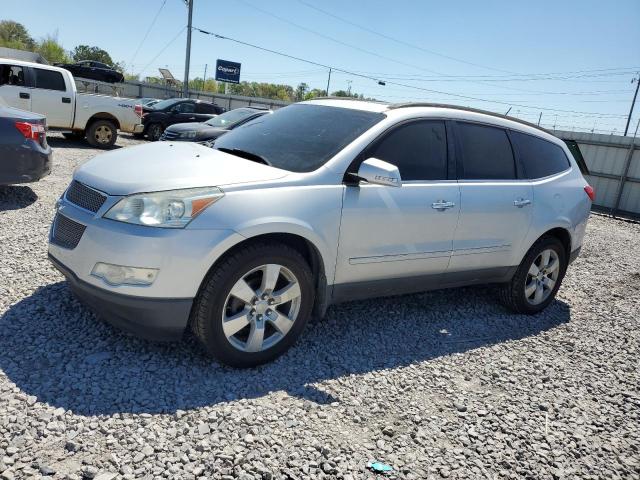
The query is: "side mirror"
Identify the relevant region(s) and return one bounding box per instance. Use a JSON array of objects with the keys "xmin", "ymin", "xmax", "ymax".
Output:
[{"xmin": 356, "ymin": 158, "xmax": 402, "ymax": 187}]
